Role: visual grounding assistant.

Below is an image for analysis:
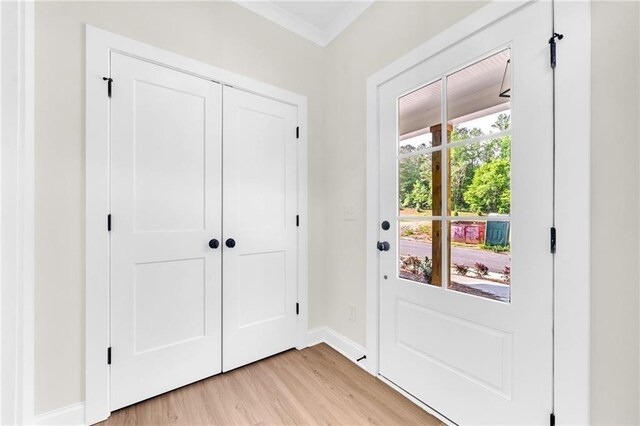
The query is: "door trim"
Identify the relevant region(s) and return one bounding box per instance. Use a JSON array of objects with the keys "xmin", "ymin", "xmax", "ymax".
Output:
[
  {"xmin": 0, "ymin": 1, "xmax": 35, "ymax": 424},
  {"xmin": 85, "ymin": 26, "xmax": 309, "ymax": 425},
  {"xmin": 365, "ymin": 1, "xmax": 590, "ymax": 423}
]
